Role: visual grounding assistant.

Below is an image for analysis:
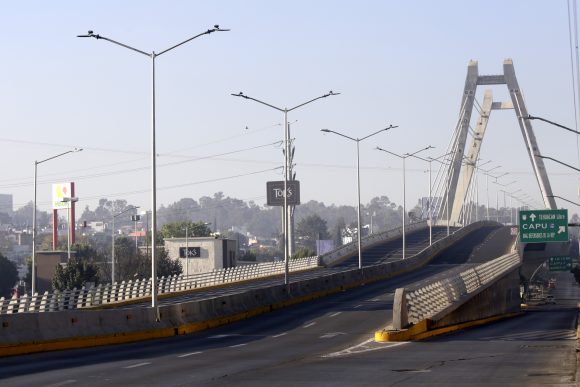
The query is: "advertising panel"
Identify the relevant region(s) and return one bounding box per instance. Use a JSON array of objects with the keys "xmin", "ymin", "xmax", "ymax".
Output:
[{"xmin": 52, "ymin": 182, "xmax": 73, "ymax": 209}]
